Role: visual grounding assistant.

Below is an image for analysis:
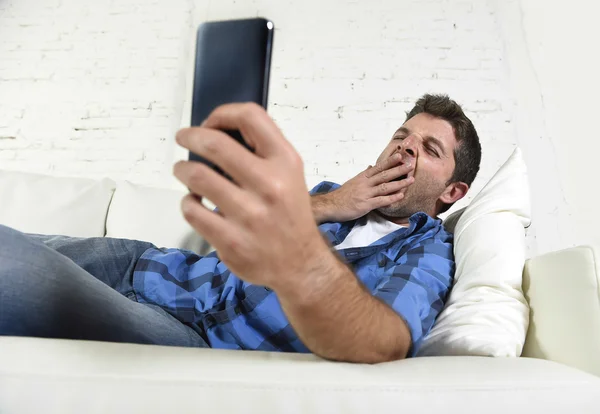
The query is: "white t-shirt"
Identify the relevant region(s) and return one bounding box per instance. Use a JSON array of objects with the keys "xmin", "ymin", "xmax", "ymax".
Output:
[{"xmin": 334, "ymin": 211, "xmax": 406, "ymax": 250}]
